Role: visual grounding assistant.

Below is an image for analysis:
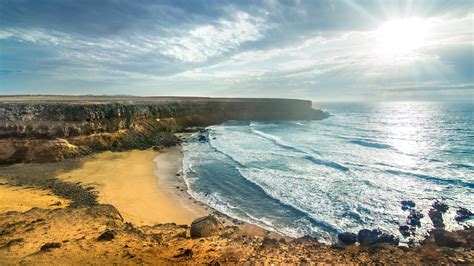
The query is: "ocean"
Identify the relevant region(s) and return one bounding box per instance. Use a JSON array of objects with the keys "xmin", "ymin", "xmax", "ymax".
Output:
[{"xmin": 181, "ymin": 102, "xmax": 474, "ymax": 243}]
